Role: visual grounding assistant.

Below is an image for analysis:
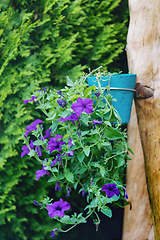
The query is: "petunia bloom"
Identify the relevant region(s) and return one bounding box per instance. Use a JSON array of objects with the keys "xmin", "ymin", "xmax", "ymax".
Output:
[
  {"xmin": 122, "ymin": 186, "xmax": 128, "ymax": 199},
  {"xmin": 57, "ymin": 90, "xmax": 65, "ymax": 98},
  {"xmin": 71, "ymin": 97, "xmax": 94, "ymax": 117},
  {"xmin": 23, "ymin": 96, "xmax": 37, "ymax": 104},
  {"xmin": 95, "ymin": 92, "xmax": 100, "ymax": 98},
  {"xmin": 43, "ymin": 128, "xmax": 52, "ymax": 139},
  {"xmin": 47, "ymin": 135, "xmax": 66, "ymax": 153},
  {"xmin": 57, "ymin": 98, "xmax": 66, "ymax": 108},
  {"xmin": 33, "ymin": 200, "xmax": 43, "ymax": 207},
  {"xmin": 102, "ymin": 183, "xmax": 120, "ymax": 198},
  {"xmin": 35, "ymin": 145, "xmax": 42, "ymax": 157},
  {"xmin": 92, "ymin": 120, "xmax": 103, "ymax": 129},
  {"xmin": 60, "ymin": 113, "xmax": 79, "ymax": 125},
  {"xmin": 47, "ymin": 198, "xmax": 70, "ymax": 218},
  {"xmin": 21, "ymin": 140, "xmax": 34, "ymax": 158},
  {"xmin": 24, "ymin": 119, "xmax": 43, "ymax": 136},
  {"xmin": 35, "ymin": 165, "xmax": 51, "ymax": 181},
  {"xmin": 50, "ymin": 228, "xmax": 59, "ymax": 239},
  {"xmin": 55, "ymin": 181, "xmax": 61, "ymax": 192}
]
